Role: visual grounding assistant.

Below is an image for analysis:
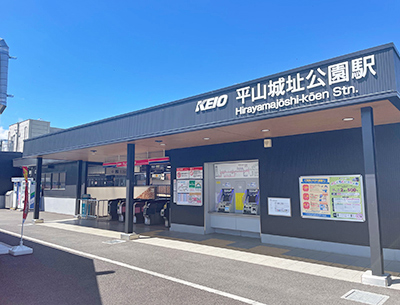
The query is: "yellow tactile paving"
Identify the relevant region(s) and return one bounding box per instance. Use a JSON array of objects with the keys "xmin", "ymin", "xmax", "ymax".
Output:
[
  {"xmin": 248, "ymin": 245, "xmax": 289, "ymax": 256},
  {"xmin": 198, "ymin": 238, "xmax": 236, "ymax": 247}
]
